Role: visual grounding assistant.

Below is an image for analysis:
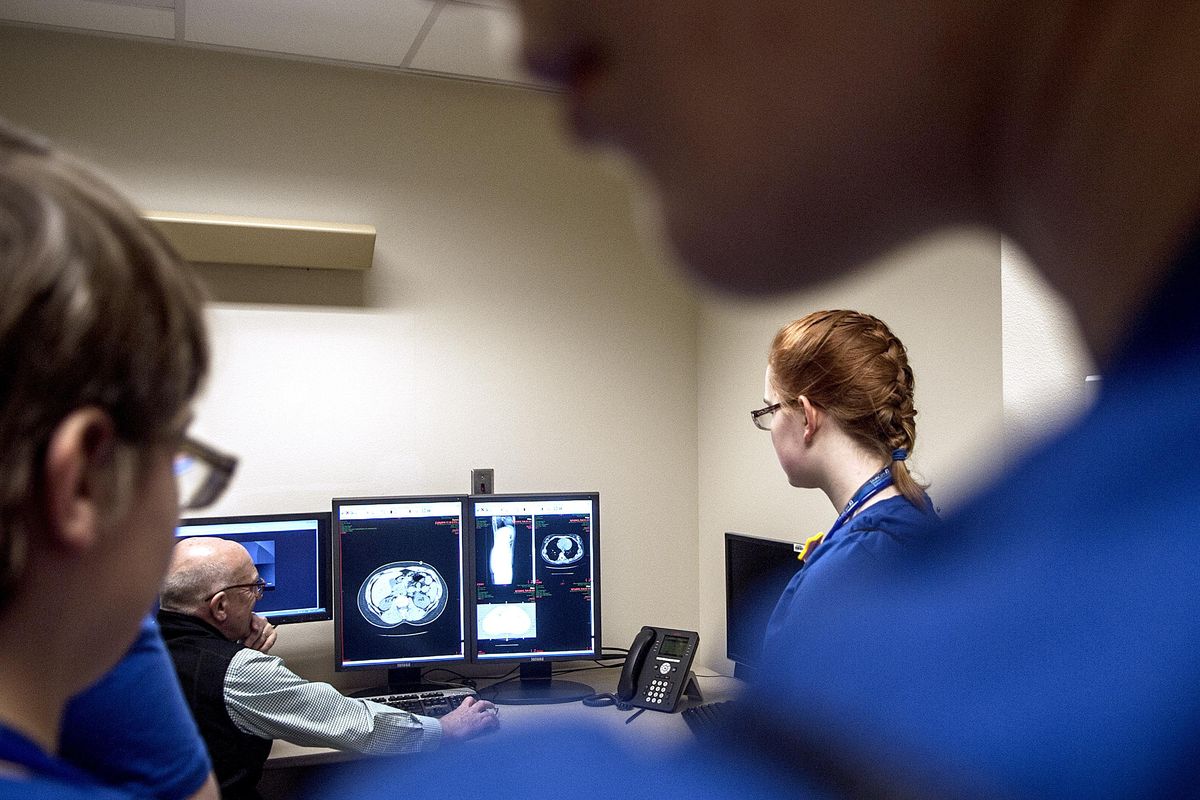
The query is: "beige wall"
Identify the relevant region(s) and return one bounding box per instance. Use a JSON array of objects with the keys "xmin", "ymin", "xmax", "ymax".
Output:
[
  {"xmin": 0, "ymin": 26, "xmax": 700, "ymax": 688},
  {"xmin": 695, "ymin": 231, "xmax": 1005, "ymax": 670},
  {"xmin": 1001, "ymin": 239, "xmax": 1096, "ymax": 455}
]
